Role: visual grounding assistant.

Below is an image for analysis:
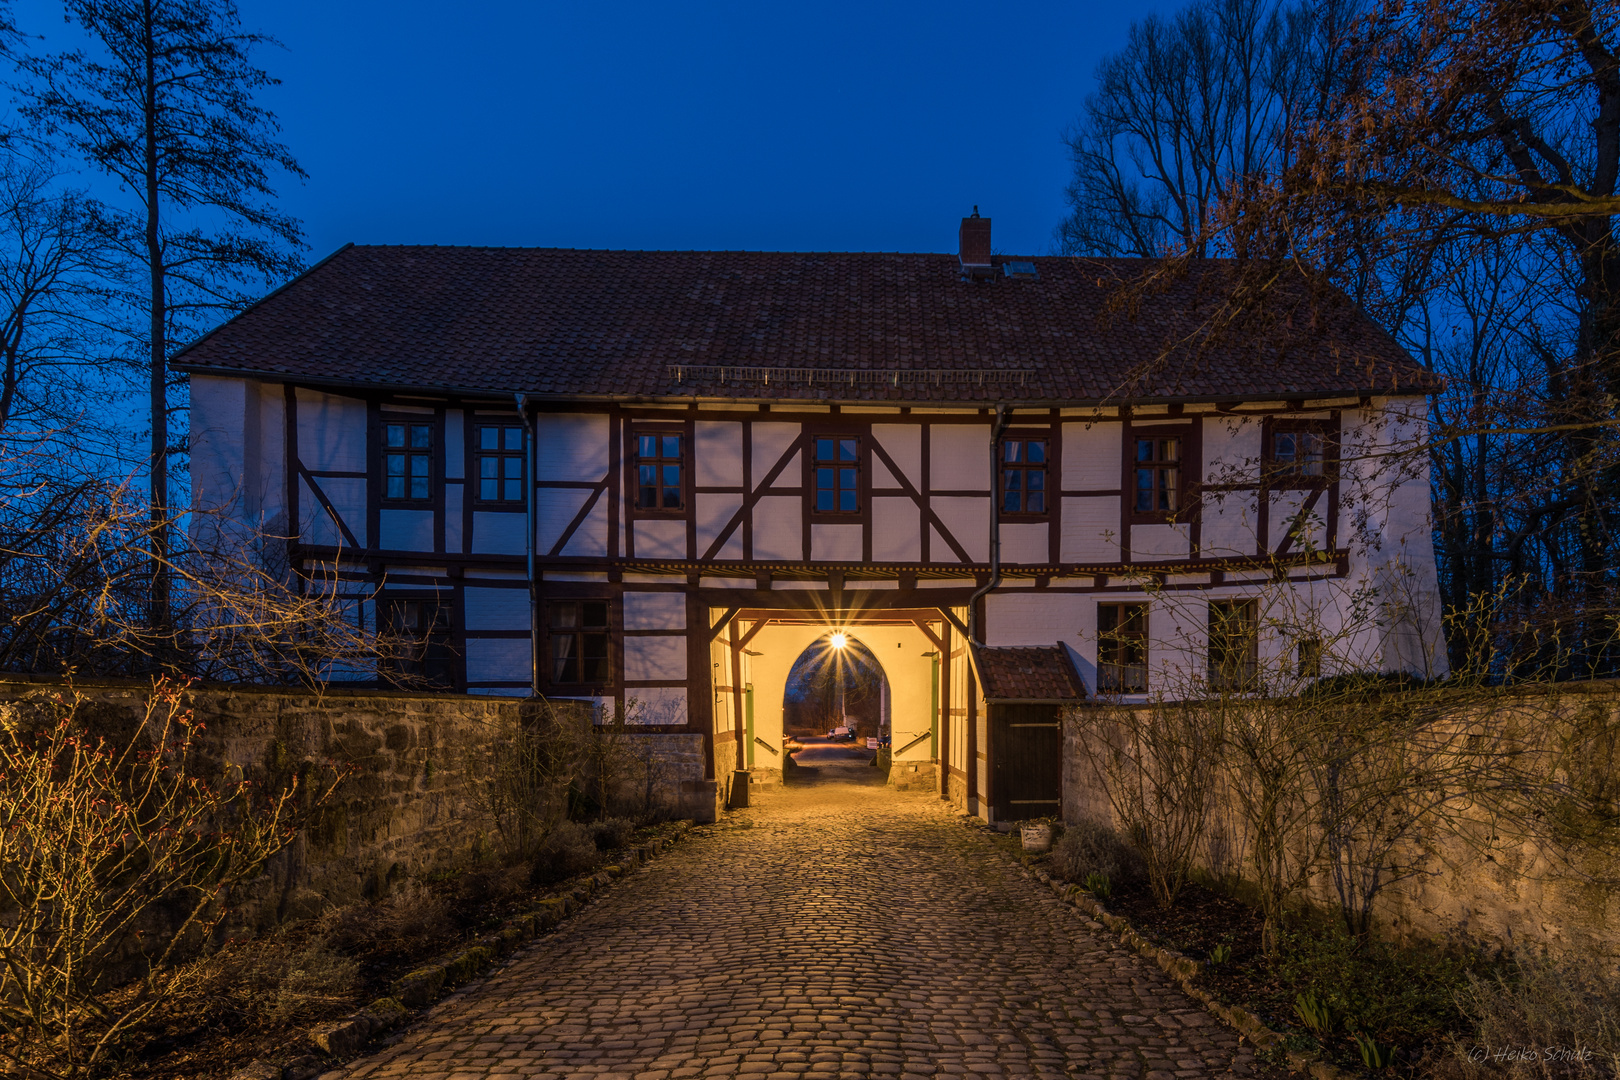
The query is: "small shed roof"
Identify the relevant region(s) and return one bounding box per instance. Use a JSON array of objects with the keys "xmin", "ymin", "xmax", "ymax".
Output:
[{"xmin": 972, "ymin": 646, "xmax": 1088, "ymax": 704}]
